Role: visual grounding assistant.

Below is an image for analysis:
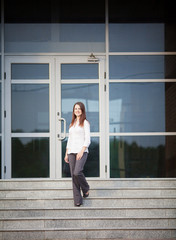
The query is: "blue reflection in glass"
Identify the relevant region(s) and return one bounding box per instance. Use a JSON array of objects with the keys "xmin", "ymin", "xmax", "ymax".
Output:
[
  {"xmin": 12, "ymin": 84, "xmax": 49, "ymax": 132},
  {"xmin": 61, "ymin": 84, "xmax": 99, "ymax": 132},
  {"xmin": 109, "ymin": 83, "xmax": 165, "ymax": 132},
  {"xmin": 61, "ymin": 64, "xmax": 99, "ymax": 79},
  {"xmin": 109, "ymin": 56, "xmax": 165, "ymax": 79},
  {"xmin": 109, "ymin": 24, "xmax": 164, "ymax": 52},
  {"xmin": 0, "ymin": 84, "xmax": 1, "ymax": 132},
  {"xmin": 5, "ymin": 23, "xmax": 105, "ymax": 53},
  {"xmin": 12, "ymin": 64, "xmax": 49, "ymax": 79}
]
